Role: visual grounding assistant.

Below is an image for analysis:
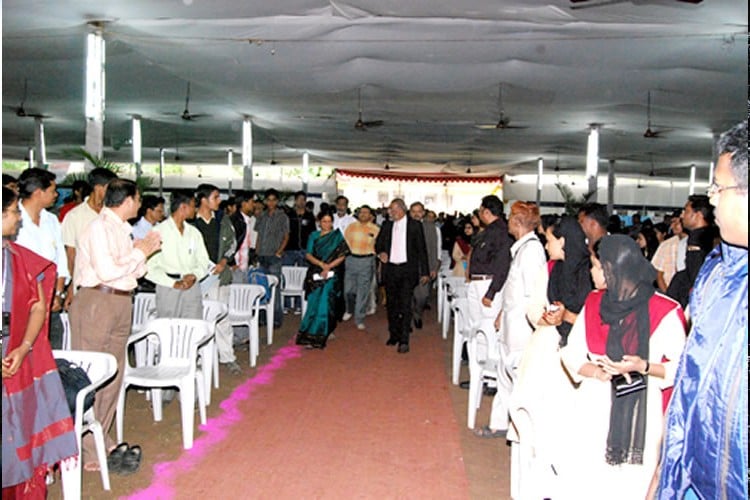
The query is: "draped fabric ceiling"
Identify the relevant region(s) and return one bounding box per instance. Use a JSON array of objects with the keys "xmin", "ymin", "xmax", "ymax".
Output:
[{"xmin": 2, "ymin": 0, "xmax": 747, "ymax": 179}]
